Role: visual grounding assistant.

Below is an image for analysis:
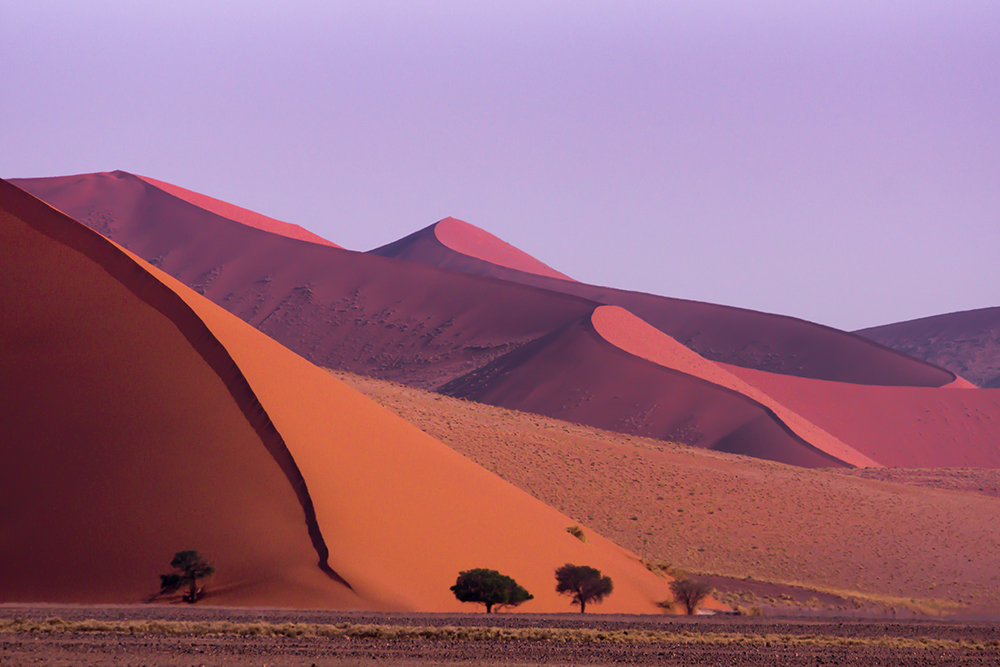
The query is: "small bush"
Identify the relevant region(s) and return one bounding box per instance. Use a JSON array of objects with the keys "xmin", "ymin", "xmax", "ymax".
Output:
[{"xmin": 566, "ymin": 525, "xmax": 587, "ymax": 542}]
